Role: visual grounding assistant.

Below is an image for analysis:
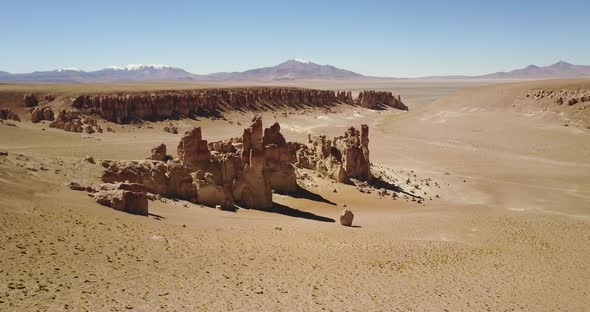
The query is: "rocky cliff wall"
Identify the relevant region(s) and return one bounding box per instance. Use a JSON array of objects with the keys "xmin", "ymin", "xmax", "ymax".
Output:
[{"xmin": 71, "ymin": 88, "xmax": 407, "ymax": 123}]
